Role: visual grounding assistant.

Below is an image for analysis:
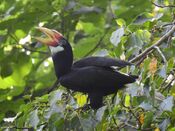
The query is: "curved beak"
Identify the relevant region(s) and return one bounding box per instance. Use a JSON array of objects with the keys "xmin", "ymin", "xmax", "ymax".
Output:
[{"xmin": 34, "ymin": 27, "xmax": 55, "ymax": 45}]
